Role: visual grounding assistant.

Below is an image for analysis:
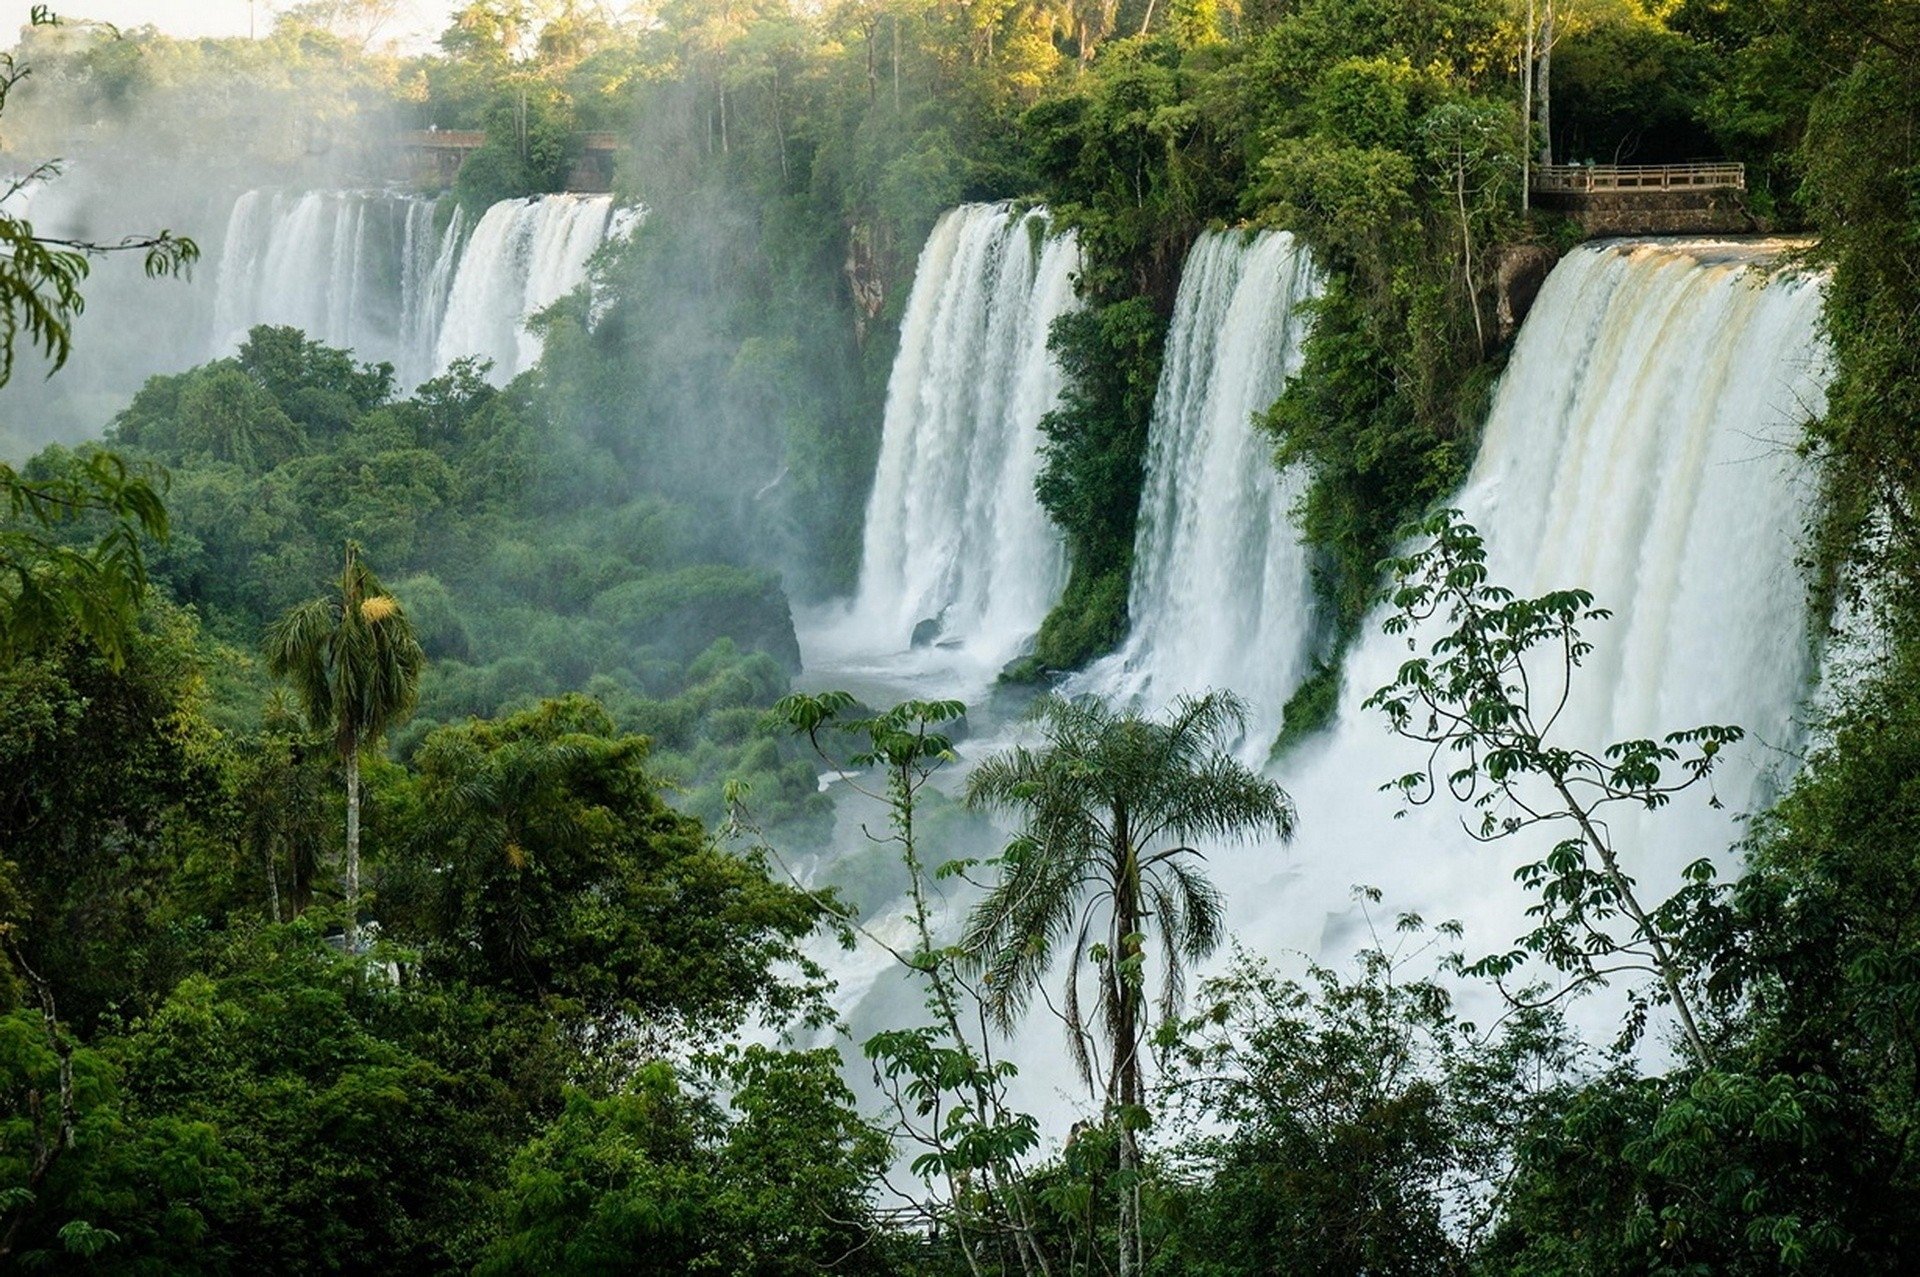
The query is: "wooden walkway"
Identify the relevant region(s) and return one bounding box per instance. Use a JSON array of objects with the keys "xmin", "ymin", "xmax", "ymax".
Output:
[{"xmin": 1532, "ymin": 162, "xmax": 1746, "ymax": 194}]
